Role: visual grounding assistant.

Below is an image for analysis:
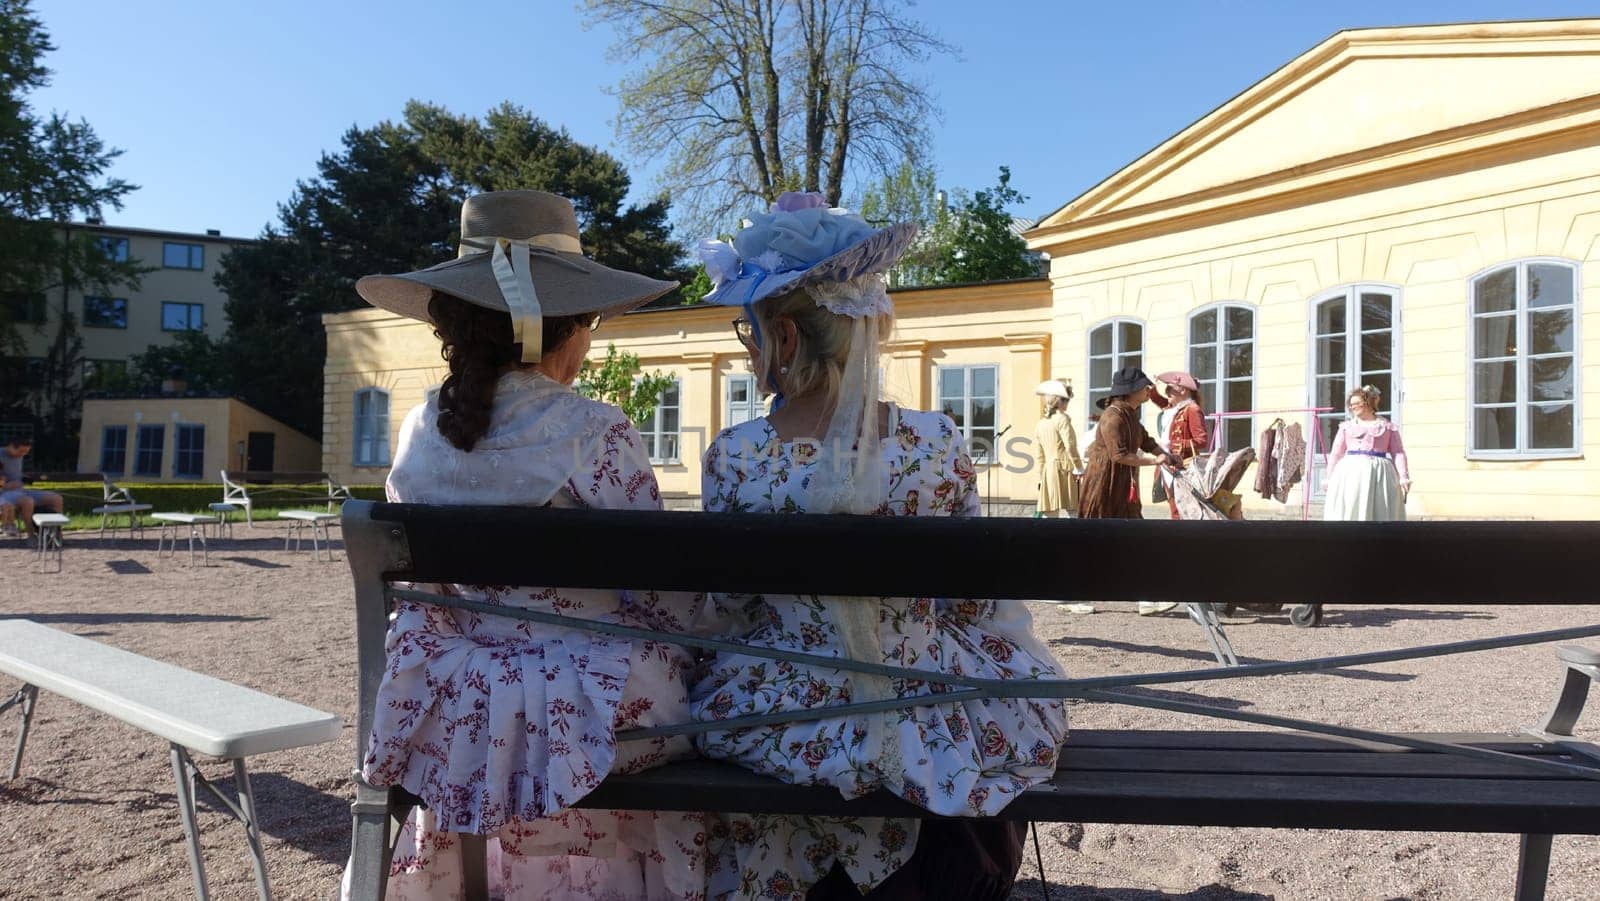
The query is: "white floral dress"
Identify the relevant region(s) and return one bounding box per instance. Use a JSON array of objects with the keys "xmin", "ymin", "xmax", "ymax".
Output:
[
  {"xmin": 690, "ymin": 406, "xmax": 1068, "ymax": 899},
  {"xmin": 355, "ymin": 371, "xmax": 708, "ymax": 900}
]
